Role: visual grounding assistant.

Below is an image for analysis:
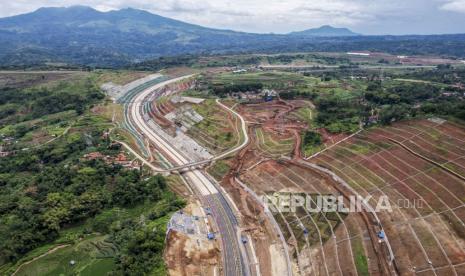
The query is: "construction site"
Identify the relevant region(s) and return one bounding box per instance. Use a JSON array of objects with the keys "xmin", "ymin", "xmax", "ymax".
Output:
[
  {"xmin": 105, "ymin": 68, "xmax": 465, "ymax": 276},
  {"xmin": 165, "ymin": 202, "xmax": 221, "ymax": 276},
  {"xmin": 211, "ymin": 98, "xmax": 392, "ymax": 275}
]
